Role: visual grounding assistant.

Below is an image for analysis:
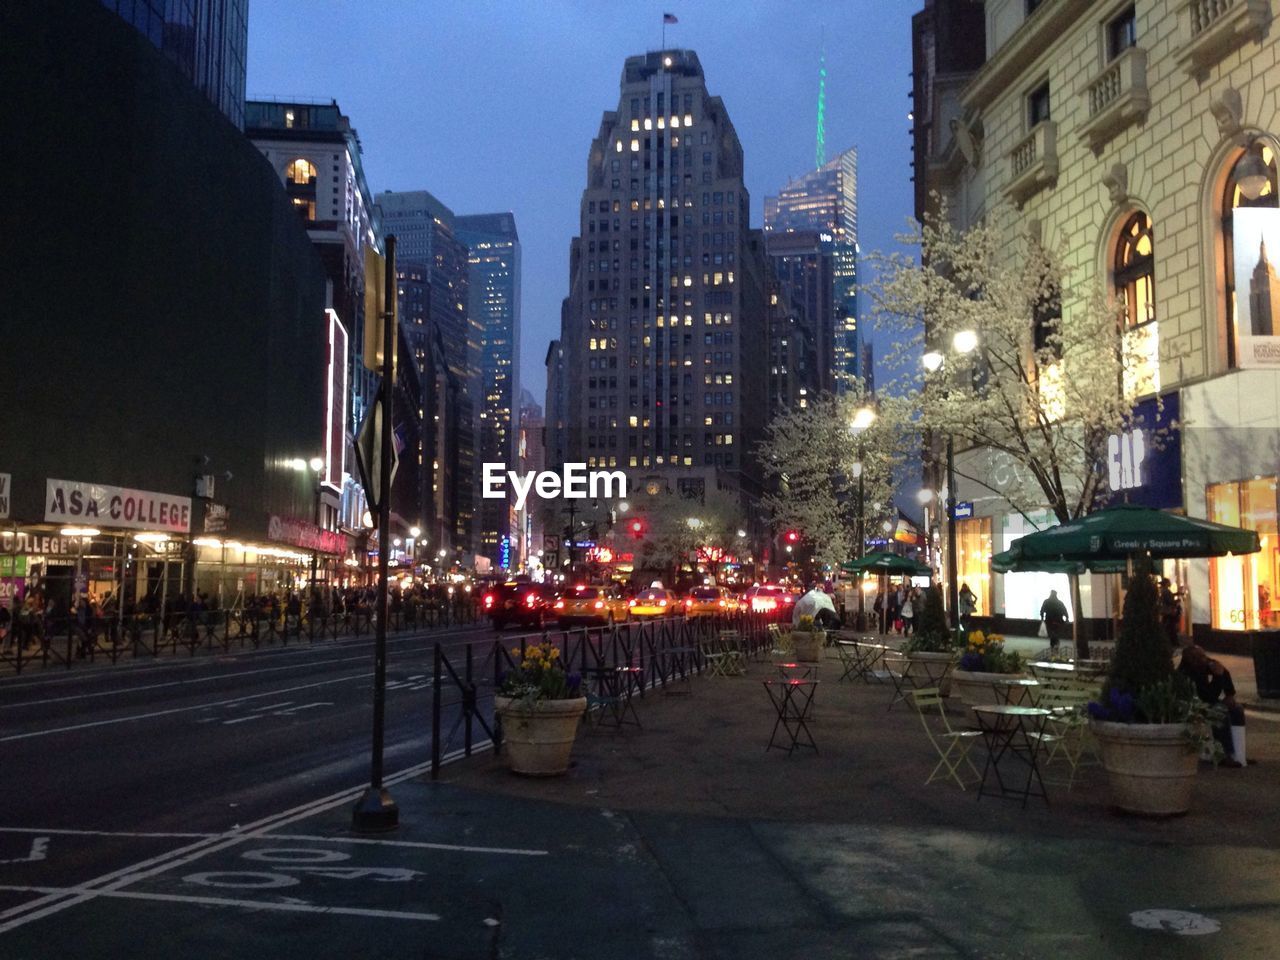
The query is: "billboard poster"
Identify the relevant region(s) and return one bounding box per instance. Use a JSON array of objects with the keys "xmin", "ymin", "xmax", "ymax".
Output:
[{"xmin": 1234, "ymin": 207, "xmax": 1280, "ymax": 368}]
